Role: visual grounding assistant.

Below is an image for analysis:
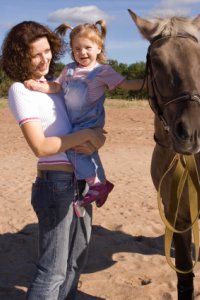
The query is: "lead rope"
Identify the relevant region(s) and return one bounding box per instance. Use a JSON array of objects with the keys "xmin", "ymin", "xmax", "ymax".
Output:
[{"xmin": 157, "ymin": 154, "xmax": 200, "ymax": 274}]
